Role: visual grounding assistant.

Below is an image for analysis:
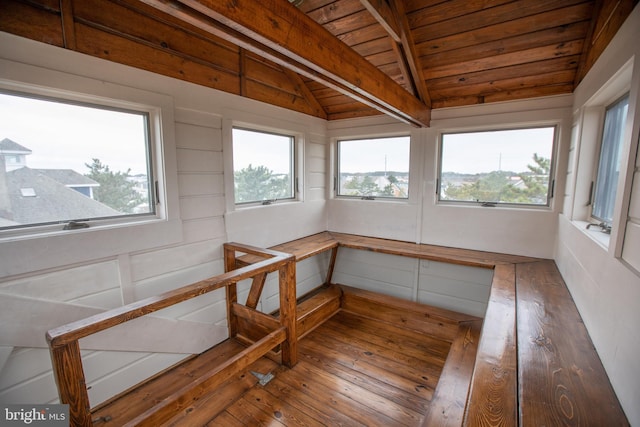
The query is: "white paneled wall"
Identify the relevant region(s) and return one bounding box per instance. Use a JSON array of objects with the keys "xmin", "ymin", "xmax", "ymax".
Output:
[
  {"xmin": 556, "ymin": 6, "xmax": 640, "ymax": 426},
  {"xmin": 418, "ymin": 260, "xmax": 493, "ymax": 318},
  {"xmin": 332, "ymin": 248, "xmax": 493, "ymax": 317},
  {"xmin": 622, "ymin": 126, "xmax": 640, "ymax": 272}
]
